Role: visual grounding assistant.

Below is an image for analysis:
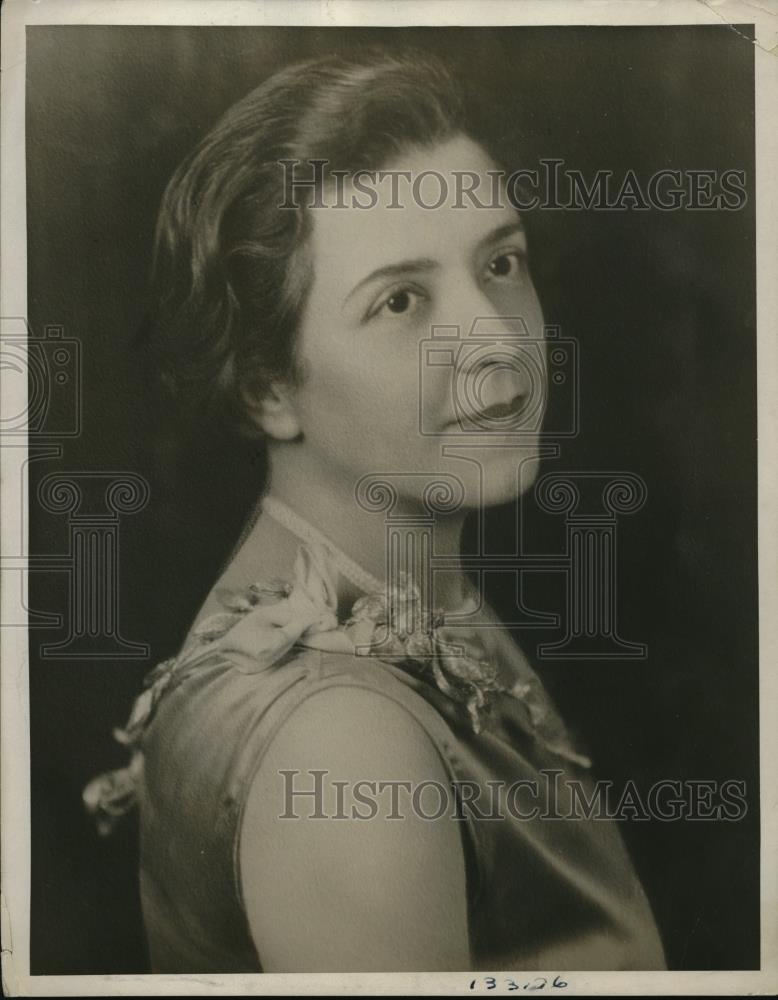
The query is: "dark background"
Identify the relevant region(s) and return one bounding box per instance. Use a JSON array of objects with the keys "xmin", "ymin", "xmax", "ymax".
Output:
[{"xmin": 26, "ymin": 26, "xmax": 758, "ymax": 972}]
